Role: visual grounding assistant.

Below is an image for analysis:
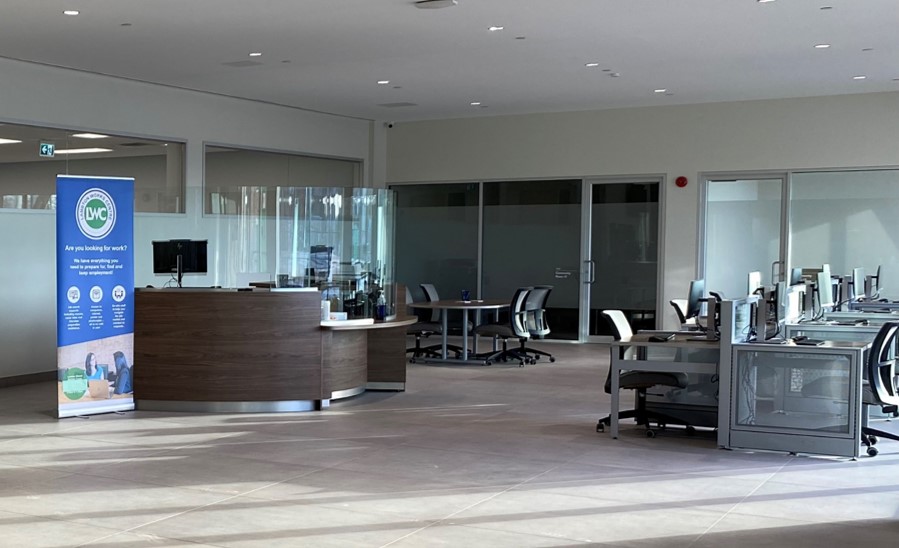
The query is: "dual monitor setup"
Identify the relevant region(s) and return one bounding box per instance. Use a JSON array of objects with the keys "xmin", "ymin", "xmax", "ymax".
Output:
[{"xmin": 682, "ymin": 263, "xmax": 884, "ymax": 343}]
